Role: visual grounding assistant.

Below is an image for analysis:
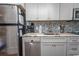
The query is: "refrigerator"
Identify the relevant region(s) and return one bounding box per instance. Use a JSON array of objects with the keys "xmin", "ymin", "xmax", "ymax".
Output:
[{"xmin": 0, "ymin": 4, "xmax": 25, "ymax": 55}]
